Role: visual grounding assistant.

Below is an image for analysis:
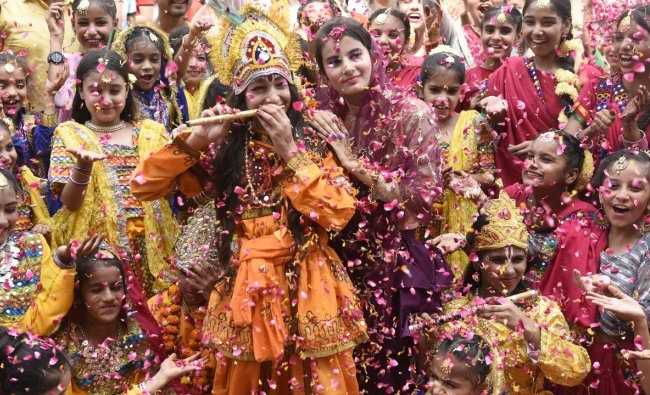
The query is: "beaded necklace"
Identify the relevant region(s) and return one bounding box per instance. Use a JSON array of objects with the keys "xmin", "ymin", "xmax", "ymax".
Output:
[
  {"xmin": 595, "ymin": 75, "xmax": 629, "ymax": 113},
  {"xmin": 243, "ymin": 131, "xmax": 282, "ymax": 208},
  {"xmin": 525, "ymin": 56, "xmax": 548, "ymax": 101}
]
